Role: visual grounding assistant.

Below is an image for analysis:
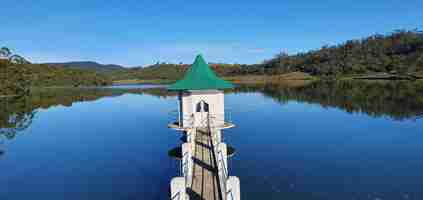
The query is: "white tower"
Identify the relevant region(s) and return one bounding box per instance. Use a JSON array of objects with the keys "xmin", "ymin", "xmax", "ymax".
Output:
[
  {"xmin": 168, "ymin": 55, "xmax": 240, "ymax": 200},
  {"xmin": 168, "ymin": 54, "xmax": 234, "ymax": 131}
]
